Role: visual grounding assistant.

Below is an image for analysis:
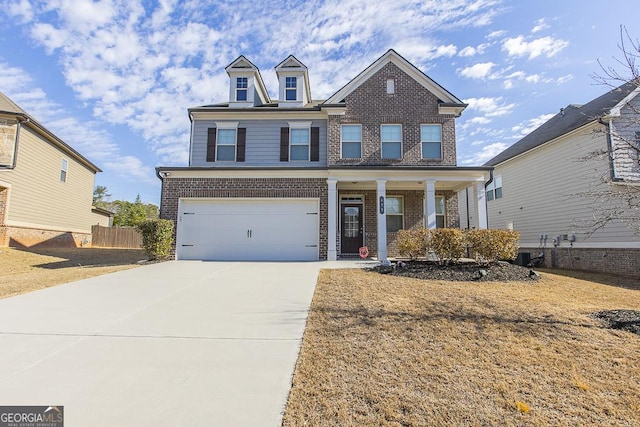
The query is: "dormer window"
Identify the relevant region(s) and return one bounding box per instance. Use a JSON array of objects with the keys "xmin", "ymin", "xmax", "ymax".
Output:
[
  {"xmin": 236, "ymin": 77, "xmax": 248, "ymax": 101},
  {"xmin": 285, "ymin": 77, "xmax": 297, "ymax": 101}
]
